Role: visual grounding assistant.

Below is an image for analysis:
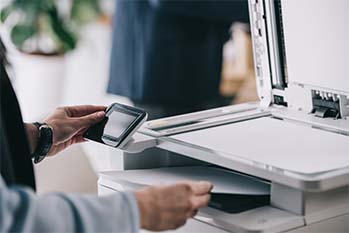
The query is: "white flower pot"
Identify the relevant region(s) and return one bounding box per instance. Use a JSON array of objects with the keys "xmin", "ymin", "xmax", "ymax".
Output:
[{"xmin": 10, "ymin": 53, "xmax": 65, "ymax": 122}]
